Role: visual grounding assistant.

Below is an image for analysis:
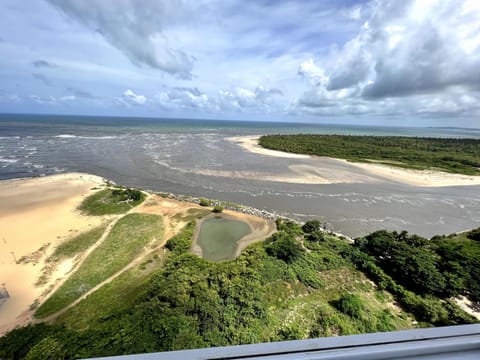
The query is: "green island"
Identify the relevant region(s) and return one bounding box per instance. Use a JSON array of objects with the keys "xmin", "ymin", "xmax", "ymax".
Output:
[
  {"xmin": 1, "ymin": 186, "xmax": 479, "ymax": 359},
  {"xmin": 258, "ymin": 134, "xmax": 480, "ymax": 175}
]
